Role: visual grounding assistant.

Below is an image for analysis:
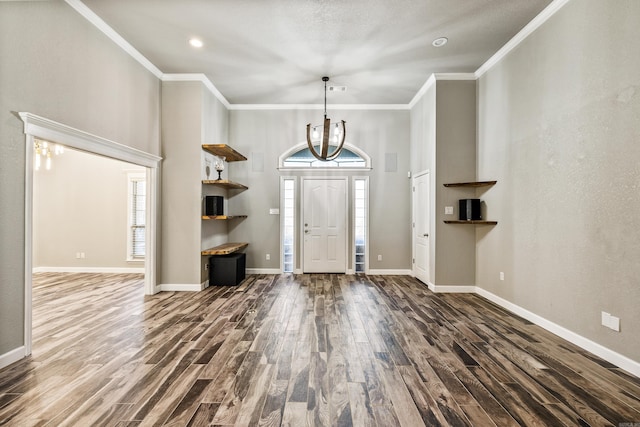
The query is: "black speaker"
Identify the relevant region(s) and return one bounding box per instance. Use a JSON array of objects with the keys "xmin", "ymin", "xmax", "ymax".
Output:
[
  {"xmin": 459, "ymin": 199, "xmax": 481, "ymax": 221},
  {"xmin": 205, "ymin": 196, "xmax": 224, "ymax": 216},
  {"xmin": 209, "ymin": 253, "xmax": 246, "ymax": 286}
]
